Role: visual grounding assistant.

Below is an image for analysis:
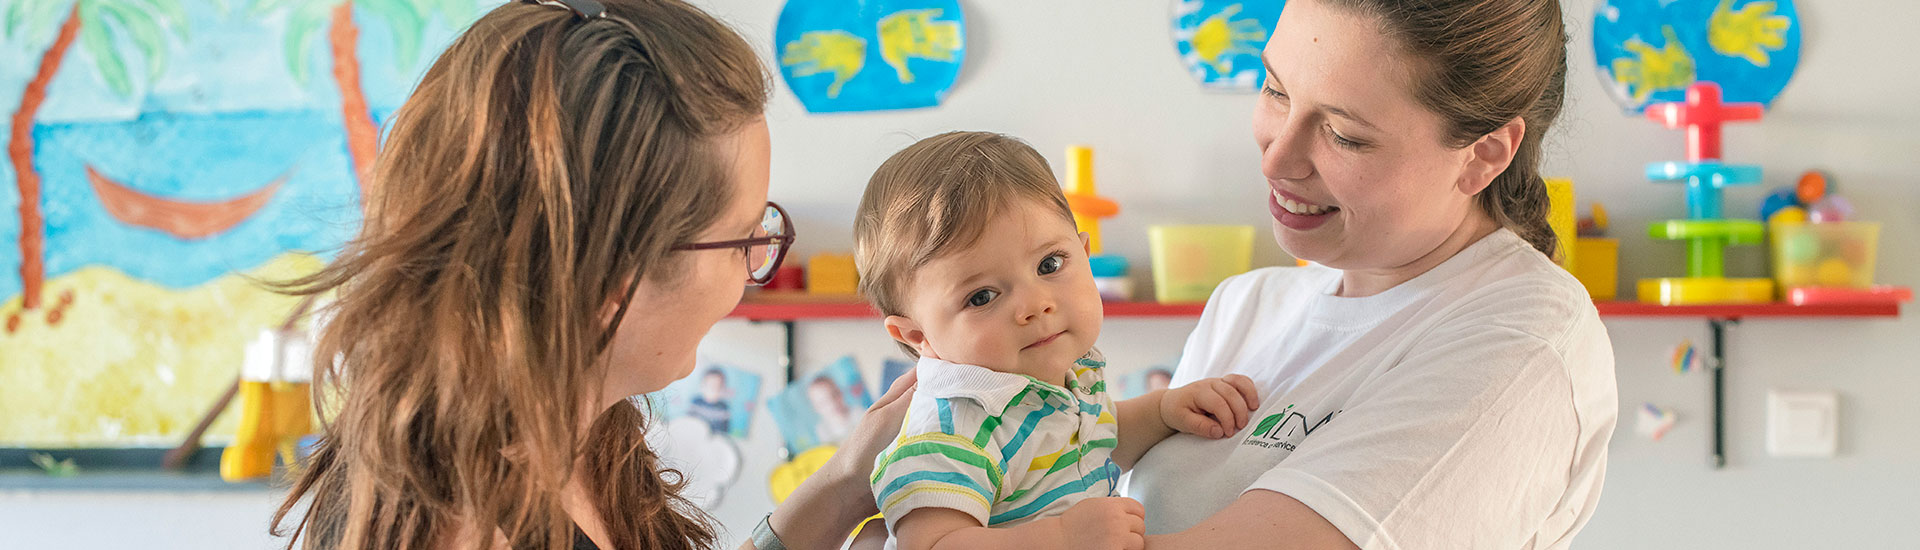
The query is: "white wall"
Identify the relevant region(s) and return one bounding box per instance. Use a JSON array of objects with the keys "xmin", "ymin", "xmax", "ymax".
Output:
[{"xmin": 7, "ymin": 1, "xmax": 1916, "ymax": 548}]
